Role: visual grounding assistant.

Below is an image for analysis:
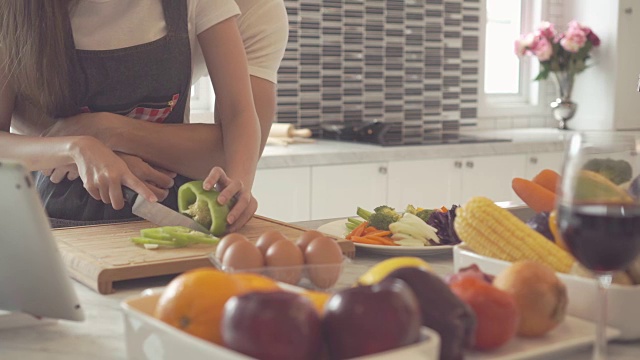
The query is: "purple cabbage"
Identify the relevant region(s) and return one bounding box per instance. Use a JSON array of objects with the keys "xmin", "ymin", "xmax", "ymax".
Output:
[{"xmin": 426, "ymin": 205, "xmax": 462, "ymax": 245}]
